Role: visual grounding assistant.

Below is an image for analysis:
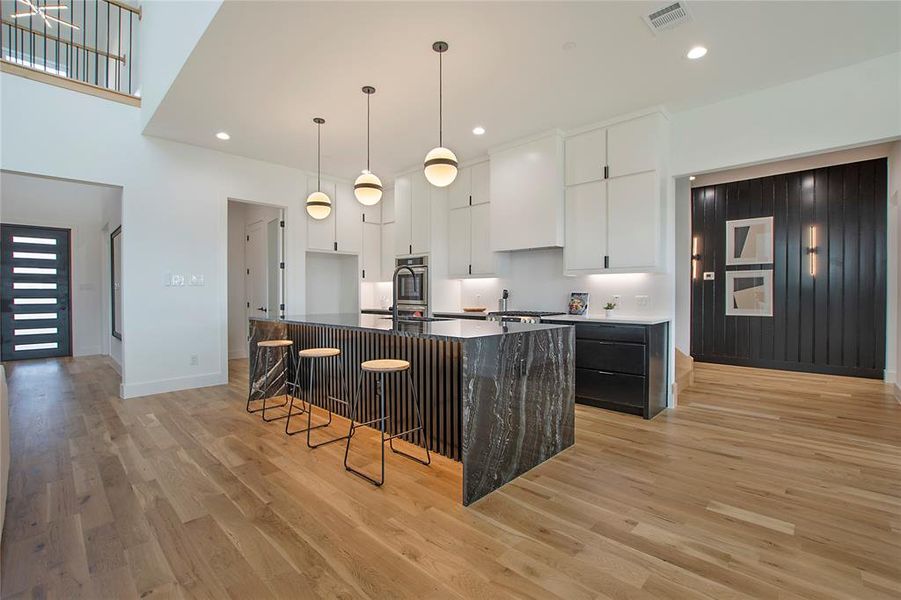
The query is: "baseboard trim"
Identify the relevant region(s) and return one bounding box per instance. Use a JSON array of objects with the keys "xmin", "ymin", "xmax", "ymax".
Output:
[
  {"xmin": 121, "ymin": 371, "xmax": 226, "ymax": 399},
  {"xmin": 895, "ymin": 382, "xmax": 901, "ymax": 404},
  {"xmin": 693, "ymin": 355, "xmax": 883, "ymax": 379},
  {"xmin": 884, "ymin": 369, "xmax": 897, "ymax": 385},
  {"xmin": 74, "ymin": 346, "xmax": 103, "ymax": 357},
  {"xmin": 229, "ymin": 348, "xmax": 248, "ymax": 360}
]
